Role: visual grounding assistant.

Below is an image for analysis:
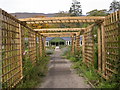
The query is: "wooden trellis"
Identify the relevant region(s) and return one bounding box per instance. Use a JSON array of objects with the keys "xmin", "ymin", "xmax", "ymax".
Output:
[
  {"xmin": 28, "ymin": 30, "xmax": 37, "ymax": 64},
  {"xmin": 83, "ymin": 25, "xmax": 94, "ymax": 66},
  {"xmin": 0, "ymin": 9, "xmax": 23, "ymax": 88},
  {"xmin": 0, "ymin": 9, "xmax": 44, "ymax": 88},
  {"xmin": 0, "ymin": 8, "xmax": 120, "ymax": 88},
  {"xmin": 100, "ymin": 11, "xmax": 120, "ymax": 79}
]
